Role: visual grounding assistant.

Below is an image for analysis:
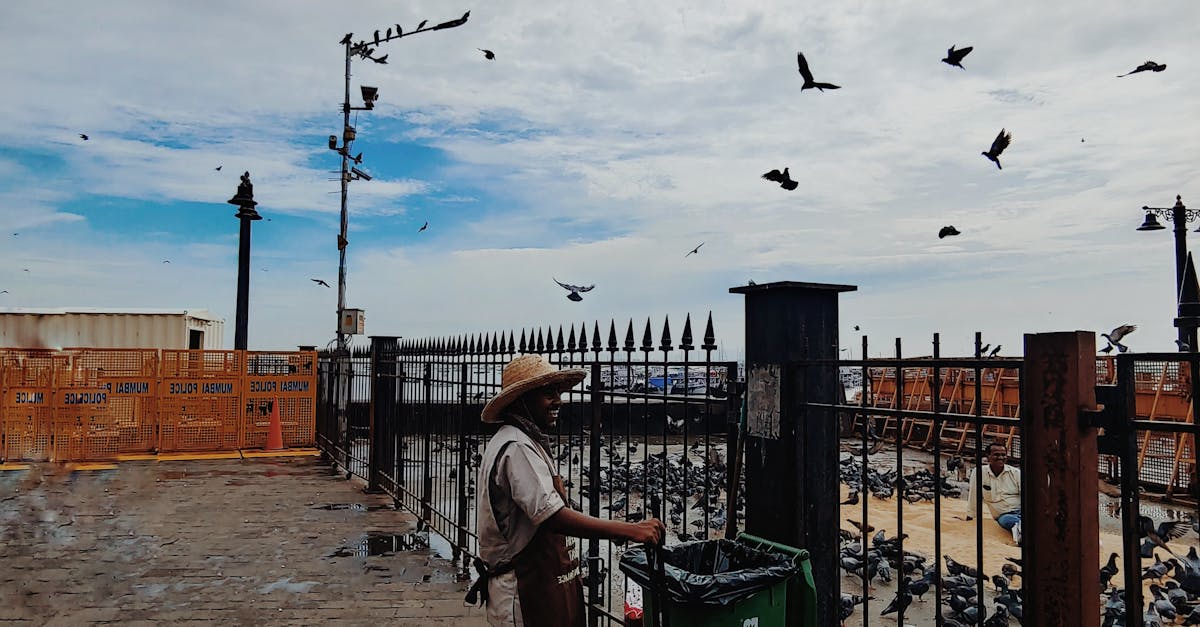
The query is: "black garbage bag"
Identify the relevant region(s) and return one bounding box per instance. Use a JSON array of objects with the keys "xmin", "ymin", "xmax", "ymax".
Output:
[{"xmin": 619, "ymin": 539, "xmax": 798, "ymax": 606}]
